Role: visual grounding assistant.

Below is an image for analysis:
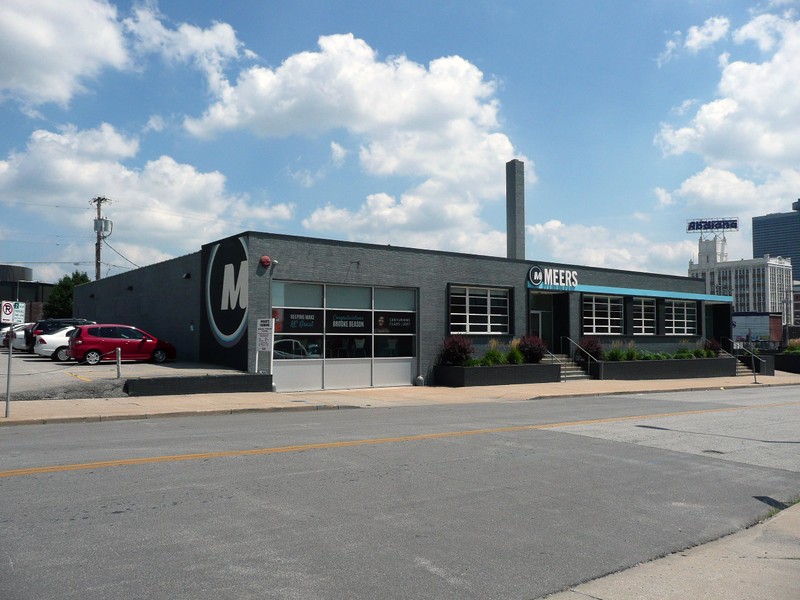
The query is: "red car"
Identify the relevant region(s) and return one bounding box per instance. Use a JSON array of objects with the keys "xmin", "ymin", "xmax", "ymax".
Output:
[{"xmin": 68, "ymin": 324, "xmax": 177, "ymax": 365}]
